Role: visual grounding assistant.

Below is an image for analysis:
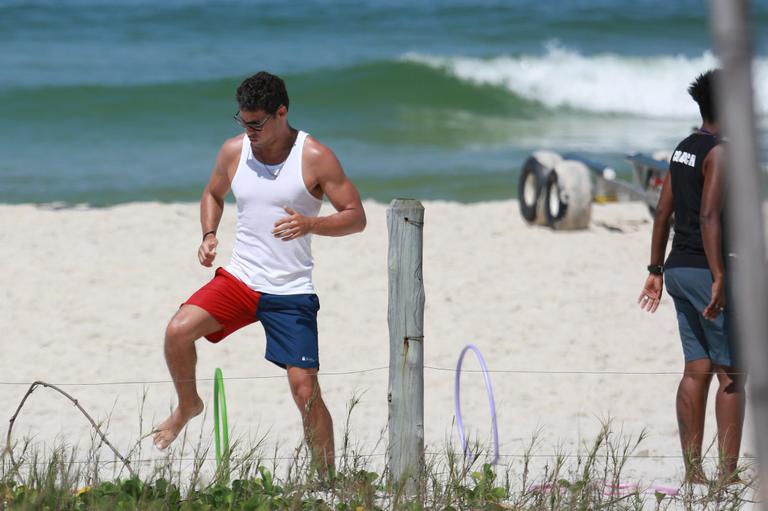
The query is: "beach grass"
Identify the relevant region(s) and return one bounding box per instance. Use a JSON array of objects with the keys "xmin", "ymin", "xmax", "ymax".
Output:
[{"xmin": 0, "ymin": 397, "xmax": 759, "ymax": 510}]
